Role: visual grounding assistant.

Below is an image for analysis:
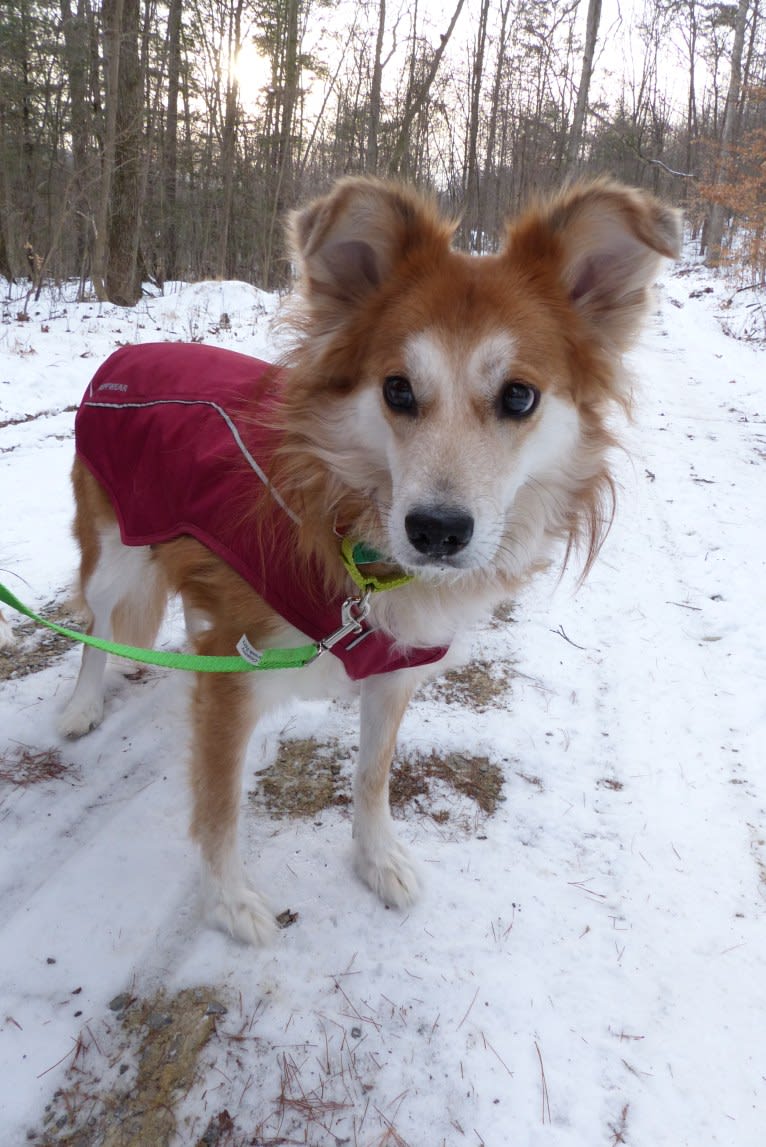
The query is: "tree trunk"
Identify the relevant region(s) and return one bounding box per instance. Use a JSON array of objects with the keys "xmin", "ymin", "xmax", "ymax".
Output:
[
  {"xmin": 462, "ymin": 0, "xmax": 490, "ymax": 249},
  {"xmin": 0, "ymin": 94, "xmax": 16, "ymax": 279},
  {"xmin": 565, "ymin": 0, "xmax": 602, "ymax": 173},
  {"xmin": 92, "ymin": 0, "xmax": 144, "ymax": 304},
  {"xmin": 685, "ymin": 0, "xmax": 698, "ymax": 198},
  {"xmin": 262, "ymin": 0, "xmax": 300, "ymax": 288},
  {"xmin": 164, "ymin": 0, "xmax": 182, "ymax": 281},
  {"xmin": 105, "ymin": 0, "xmax": 143, "ymax": 304},
  {"xmin": 388, "ymin": 0, "xmax": 467, "ymax": 177},
  {"xmin": 216, "ymin": 0, "xmax": 243, "ymax": 279},
  {"xmin": 60, "ymin": 0, "xmax": 92, "ymax": 275},
  {"xmin": 91, "ymin": 0, "xmax": 123, "ymax": 301},
  {"xmin": 367, "ymin": 0, "xmax": 386, "ymax": 172},
  {"xmin": 482, "ymin": 0, "xmax": 512, "ymax": 239},
  {"xmin": 19, "ymin": 1, "xmax": 35, "ymax": 247},
  {"xmin": 705, "ymin": 0, "xmax": 750, "ymax": 265}
]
